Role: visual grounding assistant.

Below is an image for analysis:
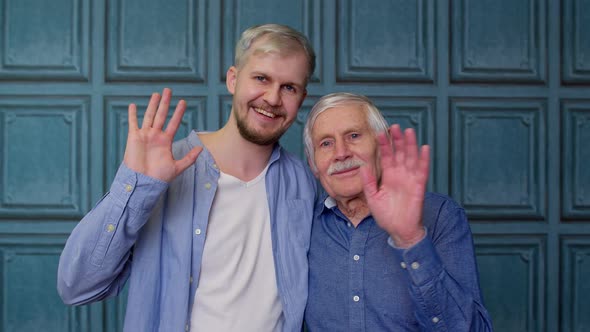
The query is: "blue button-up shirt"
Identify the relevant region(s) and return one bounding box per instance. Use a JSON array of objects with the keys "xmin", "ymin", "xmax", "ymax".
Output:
[
  {"xmin": 305, "ymin": 193, "xmax": 494, "ymax": 331},
  {"xmin": 58, "ymin": 131, "xmax": 317, "ymax": 332}
]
